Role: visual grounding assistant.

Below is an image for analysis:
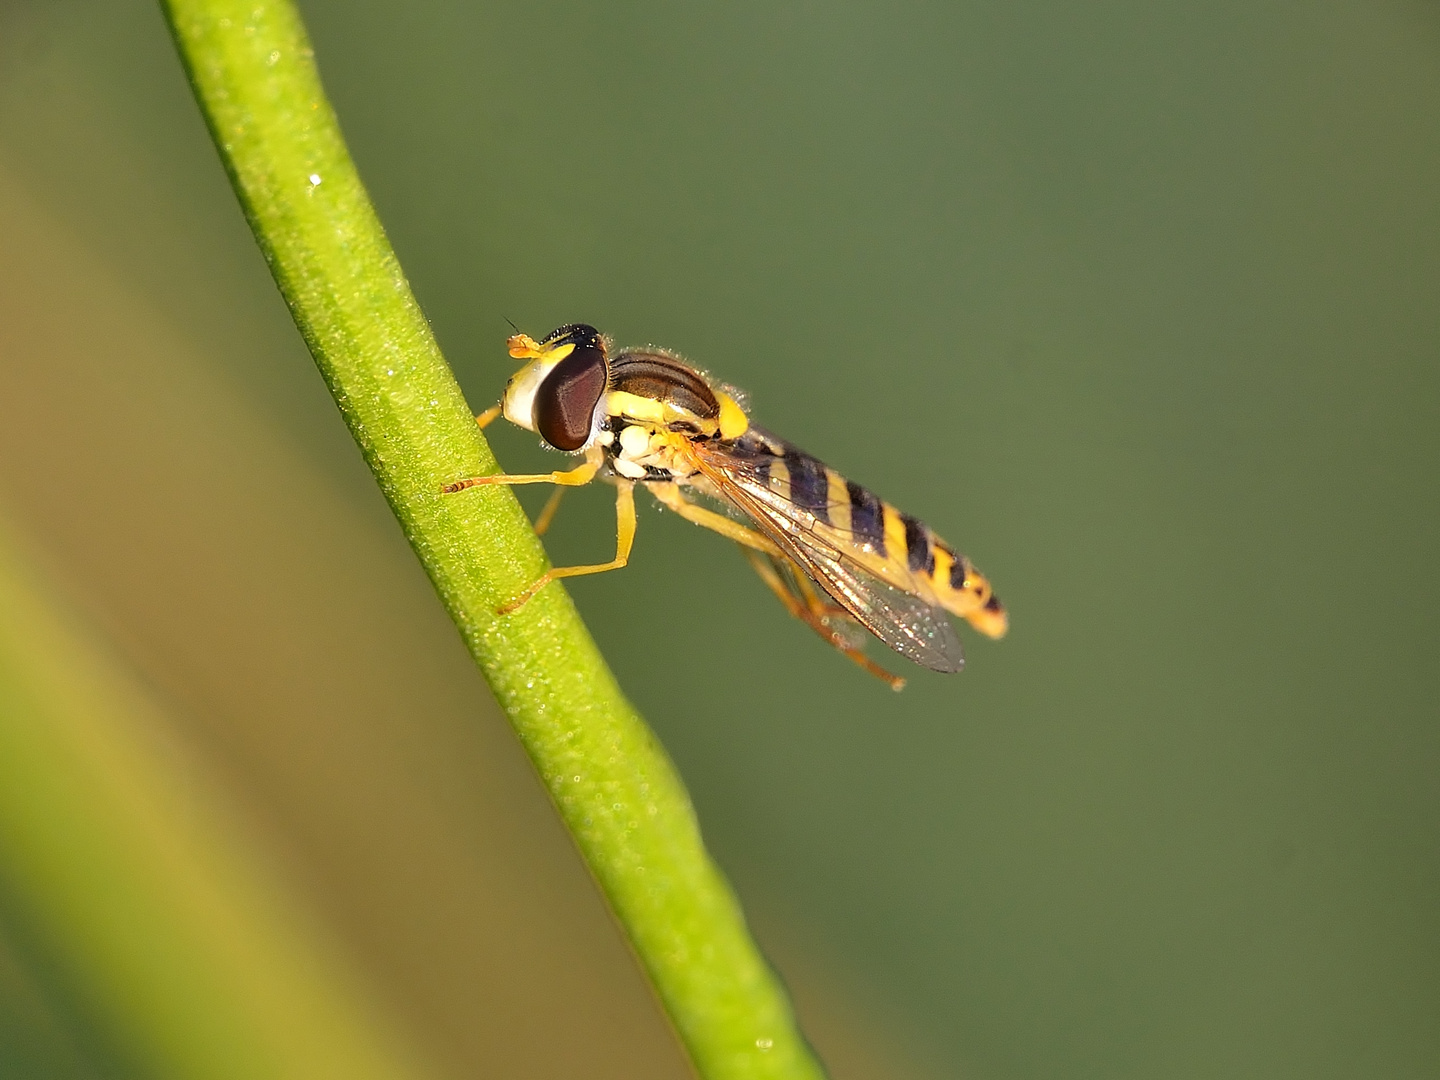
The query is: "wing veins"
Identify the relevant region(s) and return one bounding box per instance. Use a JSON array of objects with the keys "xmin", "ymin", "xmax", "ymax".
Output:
[{"xmin": 686, "ymin": 442, "xmax": 964, "ymax": 673}]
